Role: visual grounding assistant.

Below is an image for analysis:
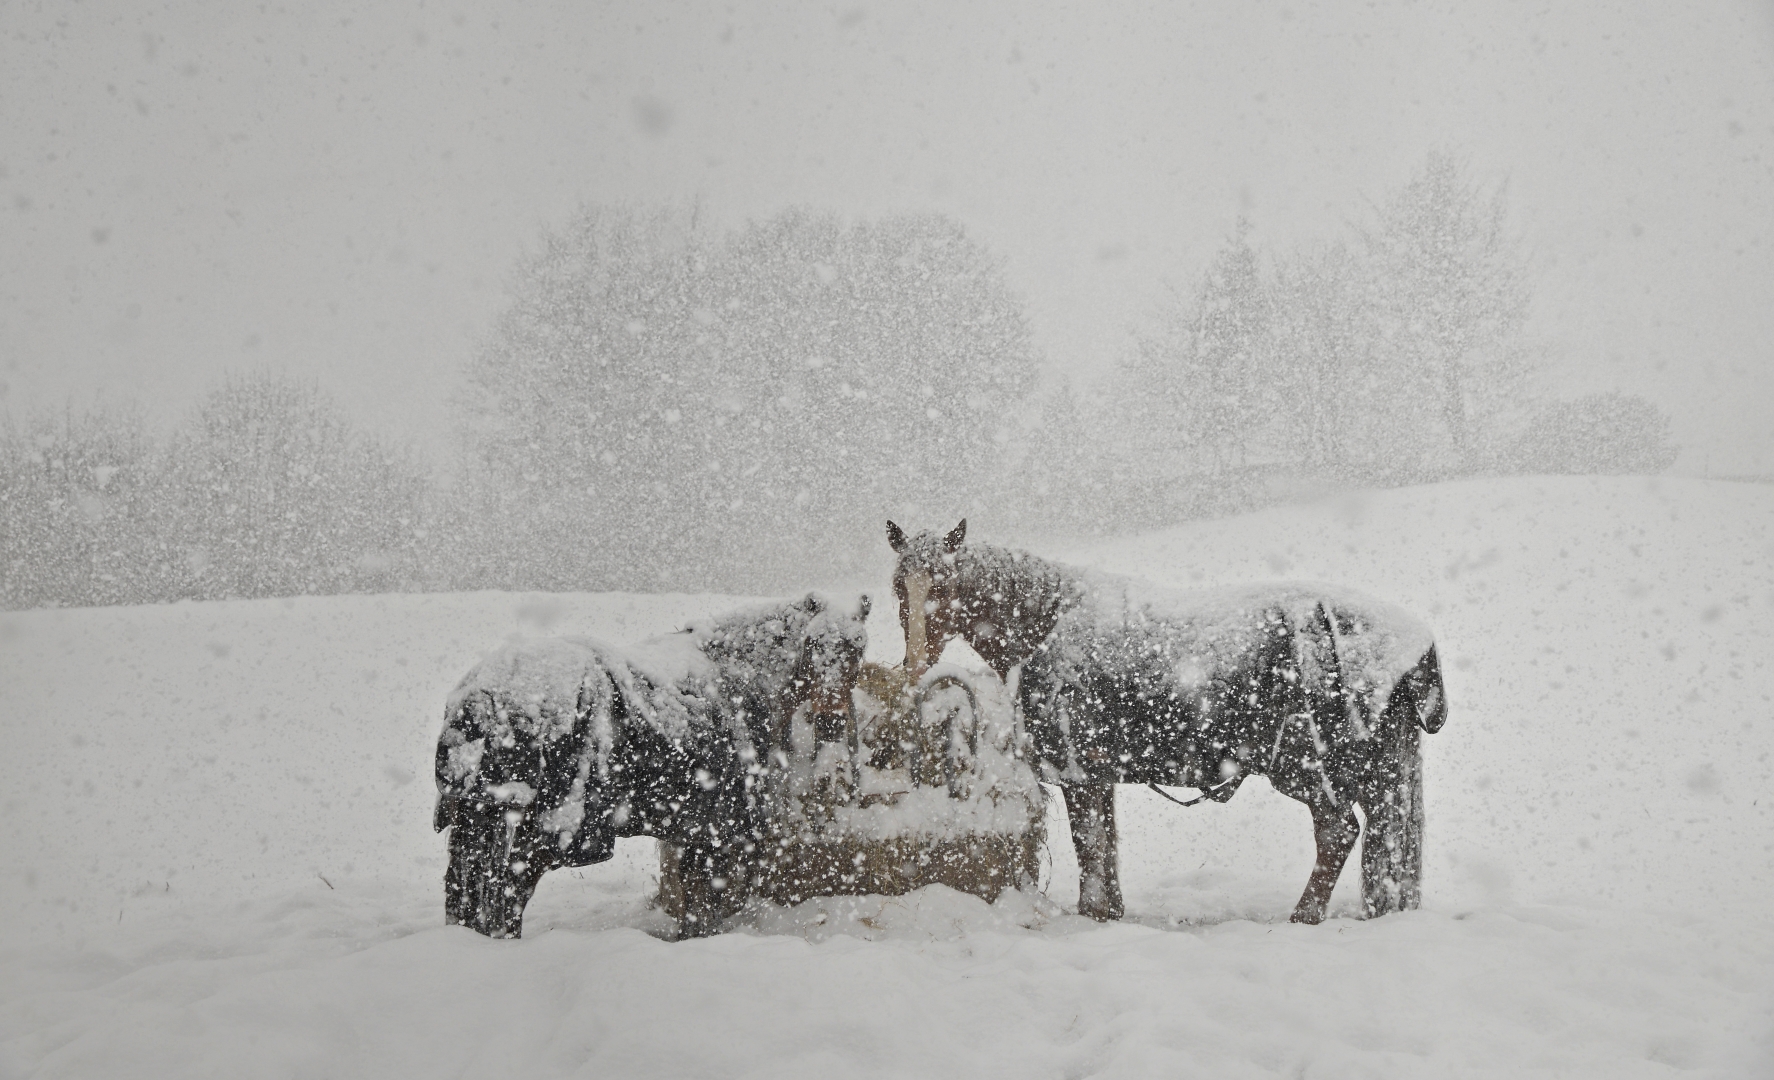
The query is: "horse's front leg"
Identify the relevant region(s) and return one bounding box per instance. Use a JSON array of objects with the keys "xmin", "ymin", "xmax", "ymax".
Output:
[
  {"xmin": 1062, "ymin": 783, "xmax": 1124, "ymax": 921},
  {"xmin": 444, "ymin": 803, "xmax": 548, "ymax": 938},
  {"xmin": 1292, "ymin": 799, "xmax": 1360, "ymax": 924}
]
